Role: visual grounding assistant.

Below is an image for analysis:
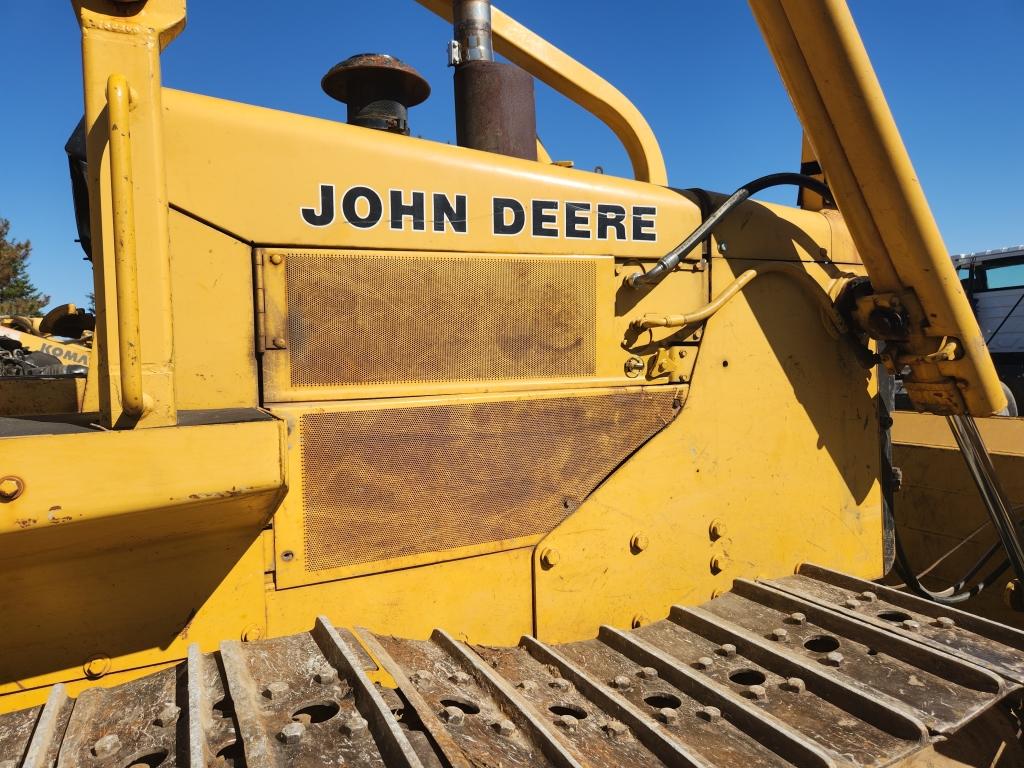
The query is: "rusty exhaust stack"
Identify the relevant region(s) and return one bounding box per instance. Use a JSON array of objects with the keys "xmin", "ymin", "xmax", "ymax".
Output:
[{"xmin": 450, "ymin": 0, "xmax": 537, "ymax": 160}]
